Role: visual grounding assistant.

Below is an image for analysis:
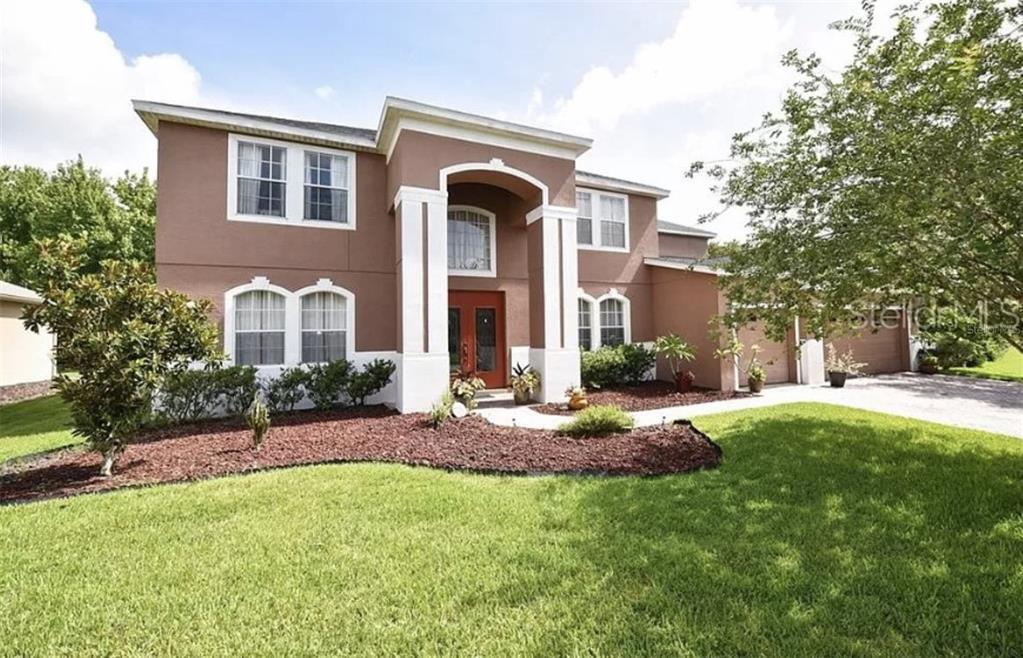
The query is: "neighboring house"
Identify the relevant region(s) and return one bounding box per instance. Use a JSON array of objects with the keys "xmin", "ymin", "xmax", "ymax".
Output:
[
  {"xmin": 134, "ymin": 97, "xmax": 913, "ymax": 412},
  {"xmin": 0, "ymin": 281, "xmax": 55, "ymax": 388}
]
